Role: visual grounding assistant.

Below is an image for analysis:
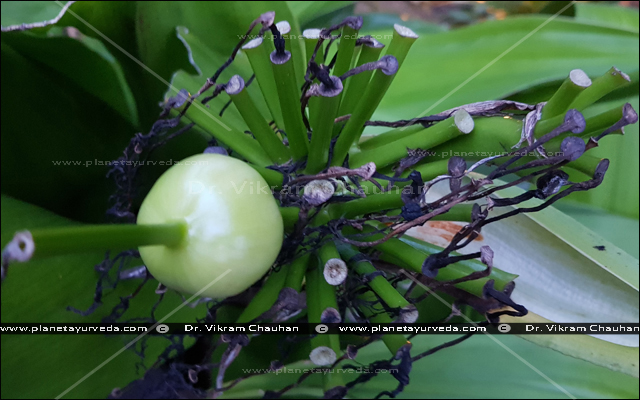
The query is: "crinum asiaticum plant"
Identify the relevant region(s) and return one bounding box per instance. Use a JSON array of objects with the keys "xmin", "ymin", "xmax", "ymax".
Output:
[{"xmin": 2, "ymin": 7, "xmax": 638, "ymax": 400}]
